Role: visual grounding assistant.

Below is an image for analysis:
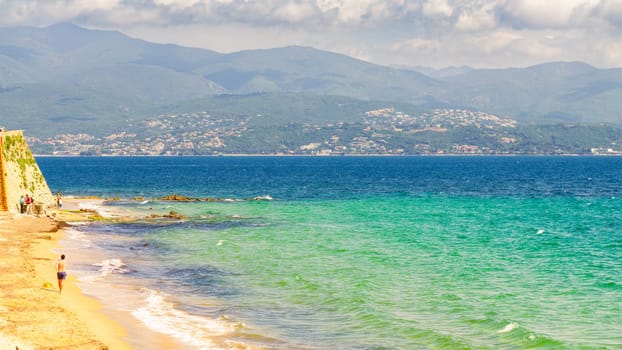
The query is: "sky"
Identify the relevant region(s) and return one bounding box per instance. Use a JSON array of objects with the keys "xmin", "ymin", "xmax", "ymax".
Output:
[{"xmin": 1, "ymin": 0, "xmax": 622, "ymax": 69}]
